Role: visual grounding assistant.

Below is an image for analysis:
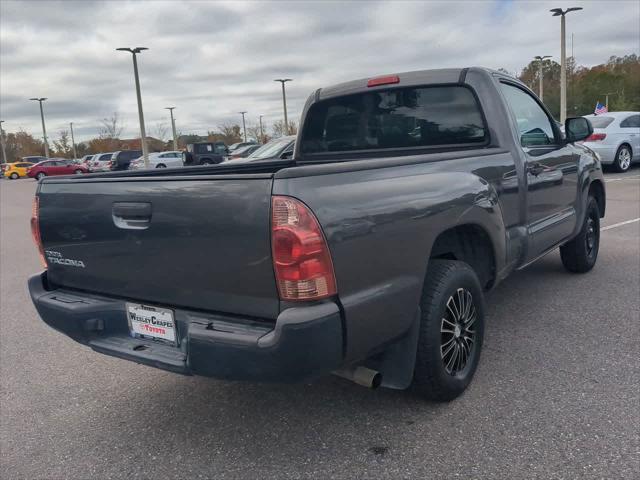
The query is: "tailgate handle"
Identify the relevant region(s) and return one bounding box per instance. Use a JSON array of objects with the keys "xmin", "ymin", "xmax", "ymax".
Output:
[{"xmin": 112, "ymin": 202, "xmax": 152, "ymax": 230}]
